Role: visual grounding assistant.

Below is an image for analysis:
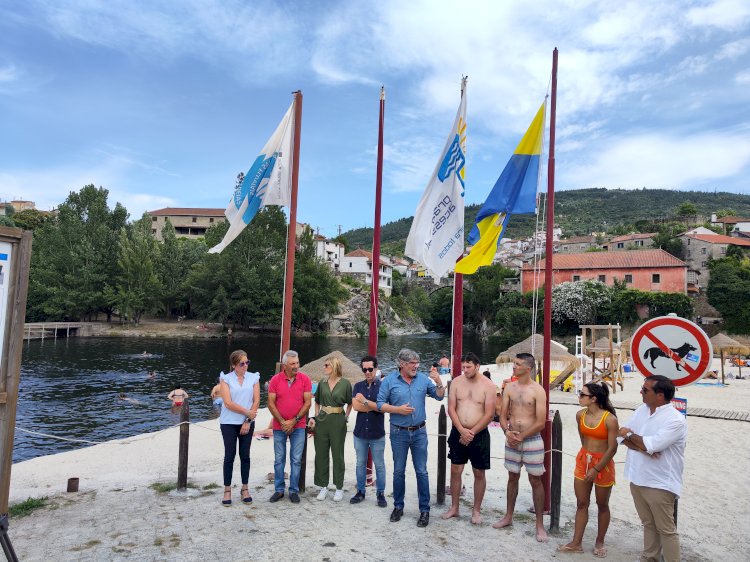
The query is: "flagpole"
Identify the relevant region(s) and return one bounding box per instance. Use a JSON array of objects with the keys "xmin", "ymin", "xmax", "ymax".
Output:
[
  {"xmin": 369, "ymin": 87, "xmax": 385, "ymax": 356},
  {"xmin": 542, "ymin": 48, "xmax": 558, "ymax": 512},
  {"xmin": 280, "ymin": 91, "xmax": 303, "ymax": 359},
  {"xmin": 451, "ymin": 77, "xmax": 468, "ymax": 378}
]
